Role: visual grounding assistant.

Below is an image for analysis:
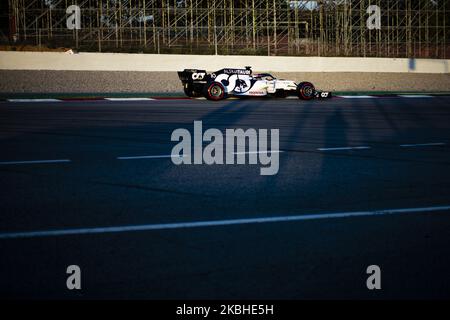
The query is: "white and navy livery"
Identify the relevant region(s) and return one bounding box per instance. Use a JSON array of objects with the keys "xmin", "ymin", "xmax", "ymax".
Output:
[{"xmin": 177, "ymin": 66, "xmax": 331, "ymax": 101}]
